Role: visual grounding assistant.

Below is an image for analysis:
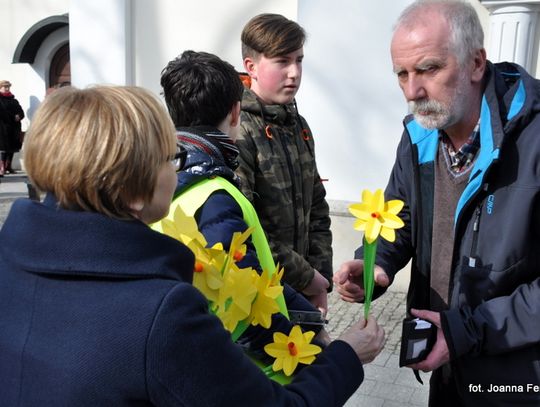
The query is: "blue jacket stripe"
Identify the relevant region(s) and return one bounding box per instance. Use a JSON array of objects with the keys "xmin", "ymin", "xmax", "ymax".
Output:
[
  {"xmin": 507, "ymin": 80, "xmax": 525, "ymax": 121},
  {"xmin": 455, "ymin": 96, "xmax": 500, "ymax": 225},
  {"xmin": 406, "ymin": 120, "xmax": 439, "ymax": 164}
]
